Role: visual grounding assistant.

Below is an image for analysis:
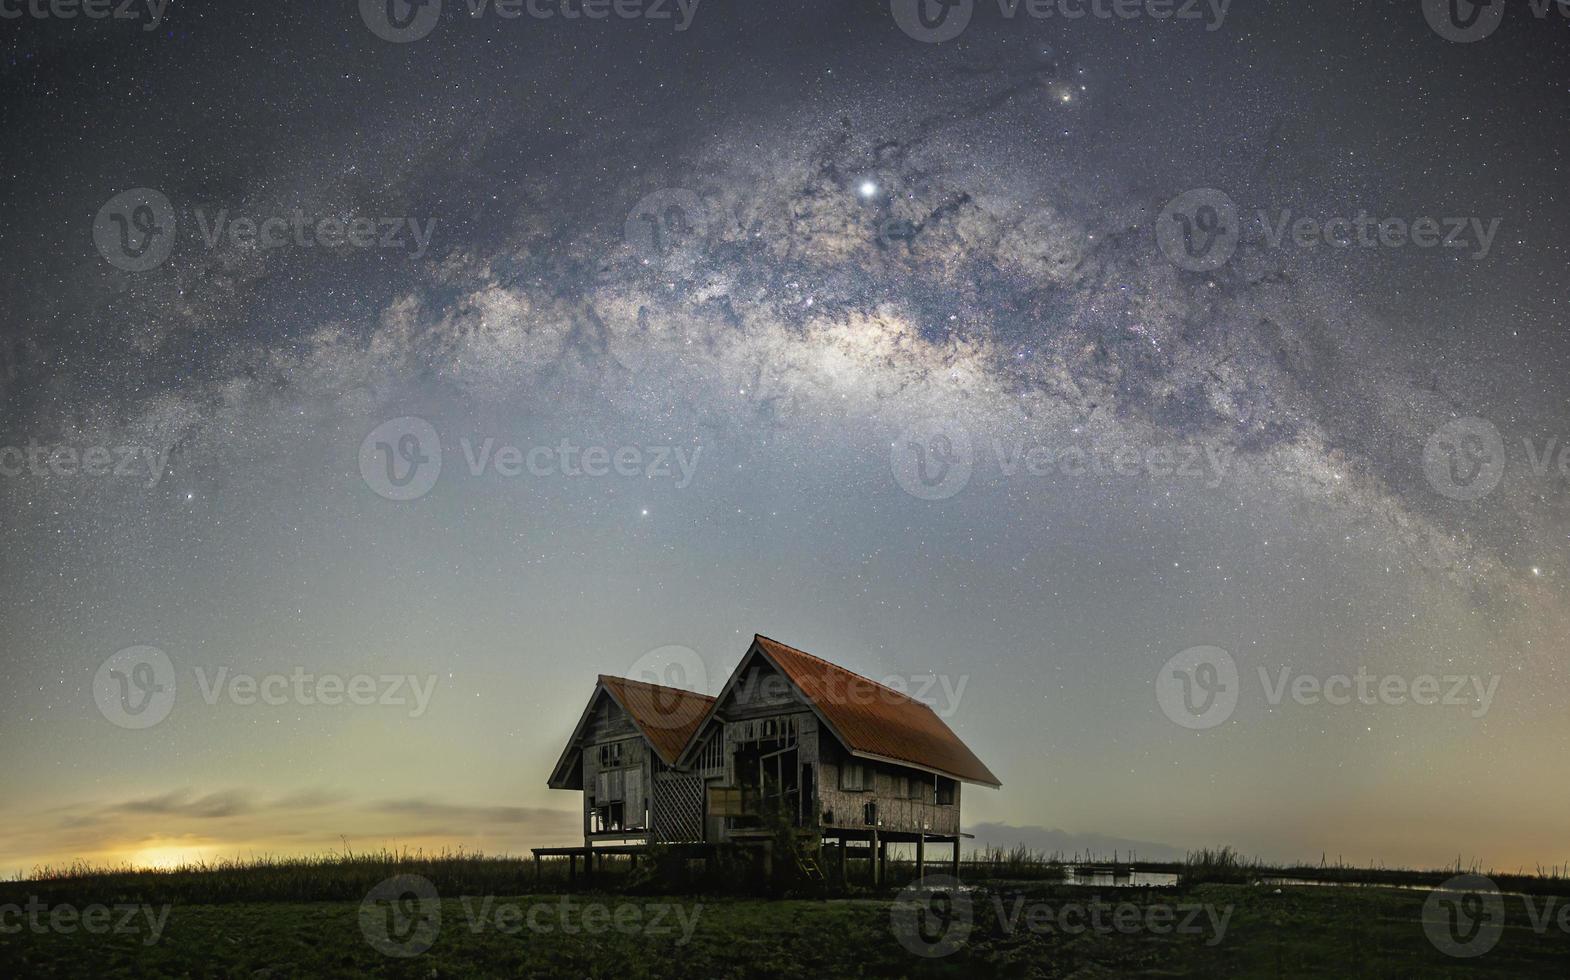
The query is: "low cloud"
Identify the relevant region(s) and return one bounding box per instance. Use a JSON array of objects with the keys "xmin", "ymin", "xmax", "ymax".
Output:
[{"xmin": 3, "ymin": 788, "xmax": 582, "ymax": 875}]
